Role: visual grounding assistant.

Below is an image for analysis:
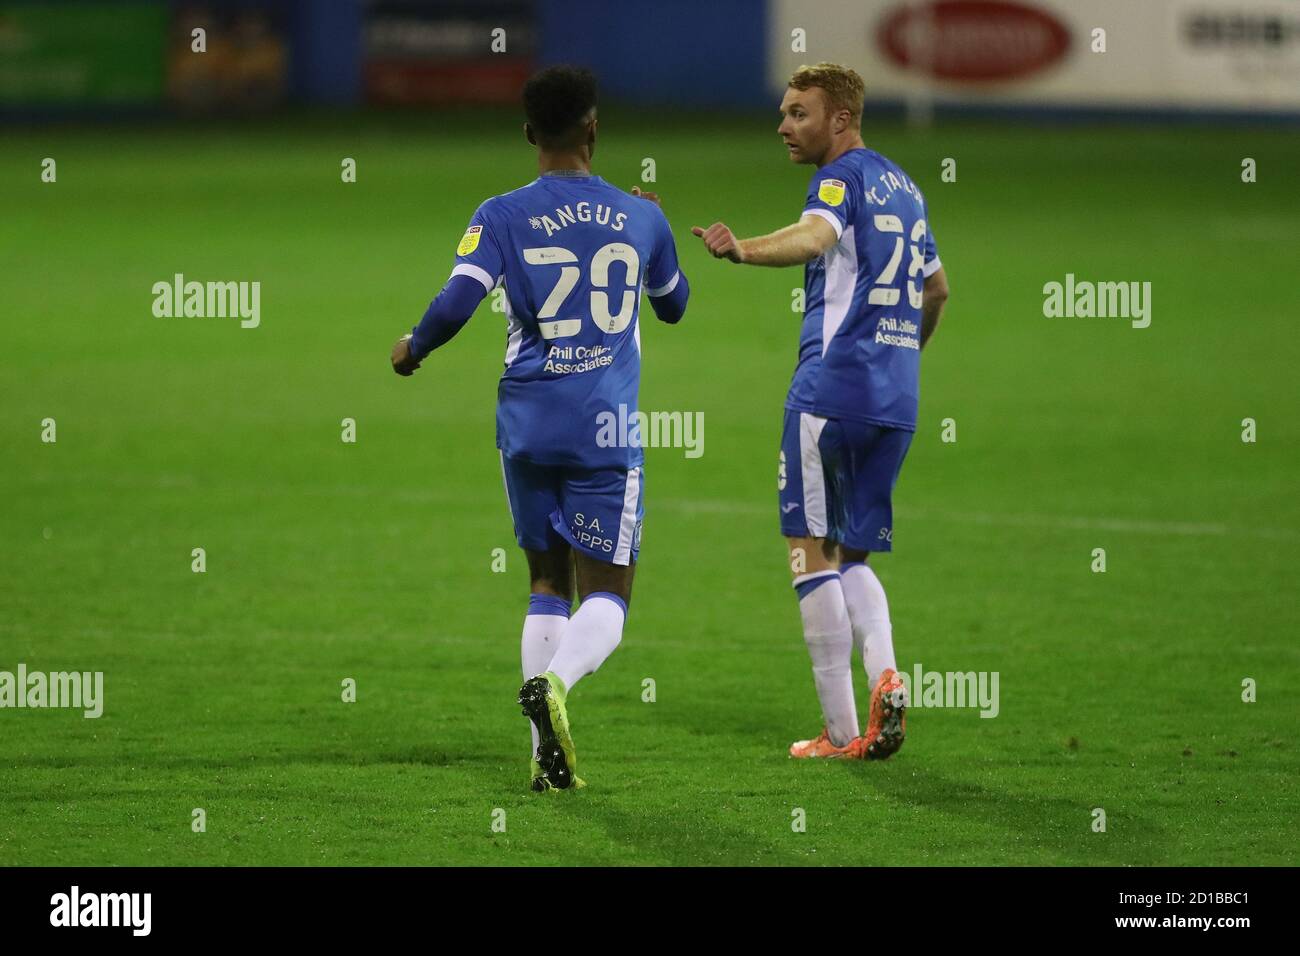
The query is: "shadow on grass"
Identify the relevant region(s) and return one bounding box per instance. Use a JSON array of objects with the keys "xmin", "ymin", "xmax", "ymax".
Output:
[
  {"xmin": 643, "ymin": 702, "xmax": 1172, "ymax": 866},
  {"xmin": 478, "ymin": 764, "xmax": 817, "ymax": 867},
  {"xmin": 832, "ymin": 758, "xmax": 1171, "ymax": 866}
]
